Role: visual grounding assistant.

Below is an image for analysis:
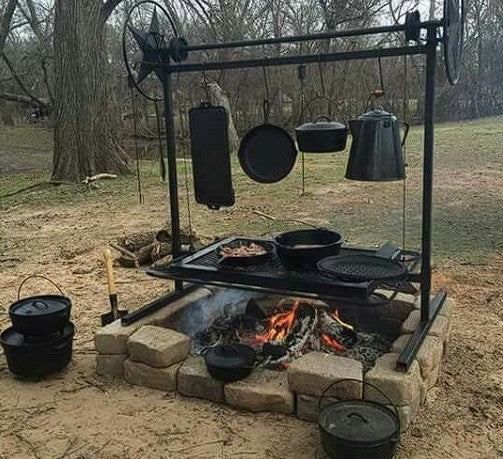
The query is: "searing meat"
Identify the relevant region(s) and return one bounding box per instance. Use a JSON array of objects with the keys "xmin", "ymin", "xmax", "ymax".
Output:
[{"xmin": 220, "ymin": 243, "xmax": 268, "ymax": 258}]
